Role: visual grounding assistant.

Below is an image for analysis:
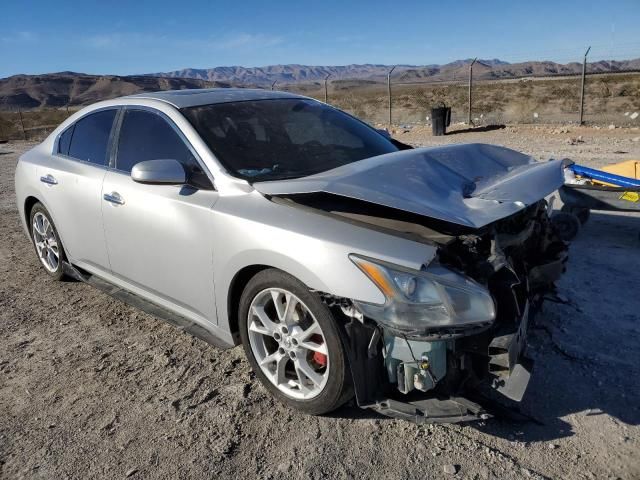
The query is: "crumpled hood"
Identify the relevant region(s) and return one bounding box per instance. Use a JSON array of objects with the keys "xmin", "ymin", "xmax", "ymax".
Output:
[{"xmin": 253, "ymin": 143, "xmax": 565, "ymax": 229}]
